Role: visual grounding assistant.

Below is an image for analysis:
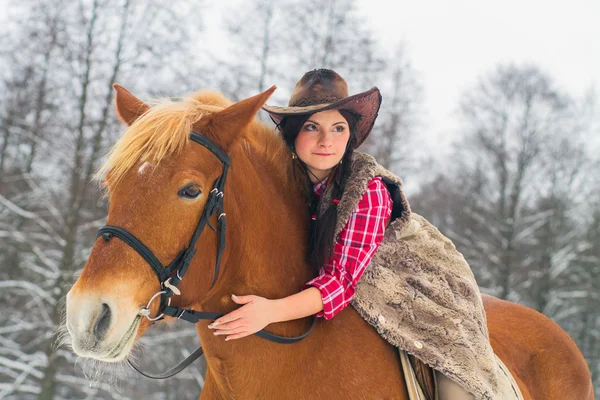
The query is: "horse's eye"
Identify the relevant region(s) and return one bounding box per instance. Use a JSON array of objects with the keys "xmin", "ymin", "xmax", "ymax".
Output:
[{"xmin": 178, "ymin": 185, "xmax": 202, "ymax": 199}]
